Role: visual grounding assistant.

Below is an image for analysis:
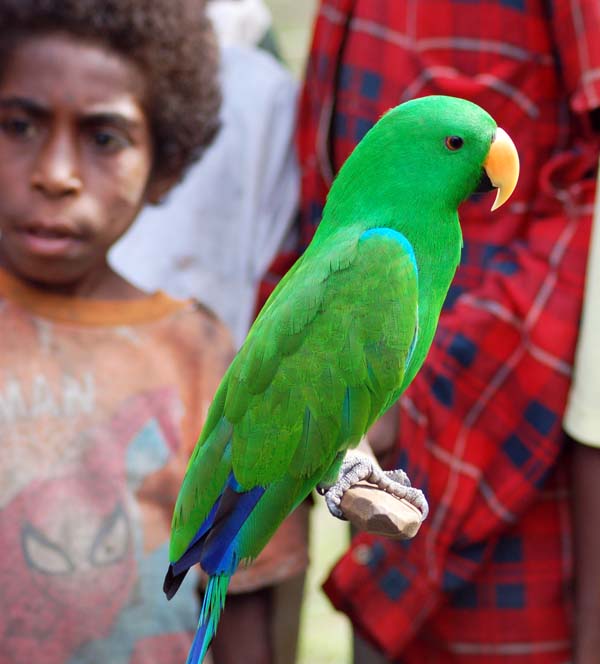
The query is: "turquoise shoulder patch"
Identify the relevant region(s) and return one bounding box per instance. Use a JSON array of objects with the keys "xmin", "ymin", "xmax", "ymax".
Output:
[
  {"xmin": 359, "ymin": 227, "xmax": 417, "ymax": 274},
  {"xmin": 359, "ymin": 227, "xmax": 419, "ymax": 368}
]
